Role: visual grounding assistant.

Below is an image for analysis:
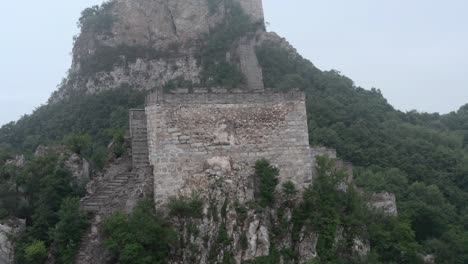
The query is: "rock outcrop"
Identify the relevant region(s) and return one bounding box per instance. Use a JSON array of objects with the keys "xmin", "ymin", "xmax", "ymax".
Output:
[
  {"xmin": 370, "ymin": 192, "xmax": 398, "ymax": 216},
  {"xmin": 65, "ymin": 153, "xmax": 91, "ymax": 187},
  {"xmin": 51, "ymin": 0, "xmax": 266, "ymax": 102},
  {"xmin": 0, "ymin": 218, "xmax": 25, "ymax": 264},
  {"xmin": 43, "ymin": 0, "xmax": 387, "ymax": 263},
  {"xmin": 165, "ymin": 156, "xmax": 319, "ymax": 264},
  {"xmin": 4, "ymin": 155, "xmax": 25, "ymax": 168}
]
